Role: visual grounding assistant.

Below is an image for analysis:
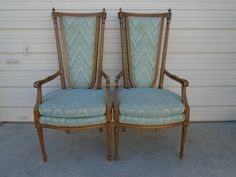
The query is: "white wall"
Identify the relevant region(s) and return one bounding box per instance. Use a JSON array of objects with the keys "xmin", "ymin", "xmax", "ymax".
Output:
[{"xmin": 0, "ymin": 0, "xmax": 236, "ymax": 121}]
